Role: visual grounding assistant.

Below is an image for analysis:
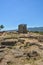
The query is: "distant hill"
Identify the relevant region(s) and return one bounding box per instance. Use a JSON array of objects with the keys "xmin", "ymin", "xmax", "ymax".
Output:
[
  {"xmin": 1, "ymin": 27, "xmax": 43, "ymax": 32},
  {"xmin": 28, "ymin": 27, "xmax": 43, "ymax": 32}
]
